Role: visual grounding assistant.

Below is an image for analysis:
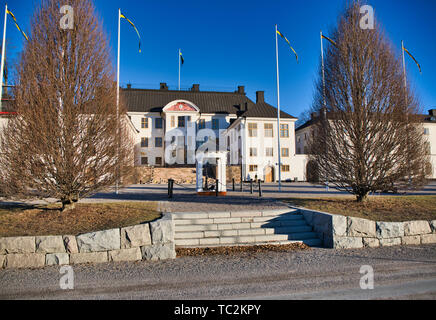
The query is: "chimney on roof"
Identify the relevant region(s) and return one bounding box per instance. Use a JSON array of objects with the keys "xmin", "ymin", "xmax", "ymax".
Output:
[
  {"xmin": 237, "ymin": 86, "xmax": 245, "ymax": 94},
  {"xmin": 429, "ymin": 109, "xmax": 436, "ymax": 117},
  {"xmin": 191, "ymin": 84, "xmax": 200, "ymax": 92},
  {"xmin": 126, "ymin": 83, "xmax": 132, "ymax": 89},
  {"xmin": 160, "ymin": 83, "xmax": 168, "ymax": 91},
  {"xmin": 256, "ymin": 91, "xmax": 264, "ymax": 103}
]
